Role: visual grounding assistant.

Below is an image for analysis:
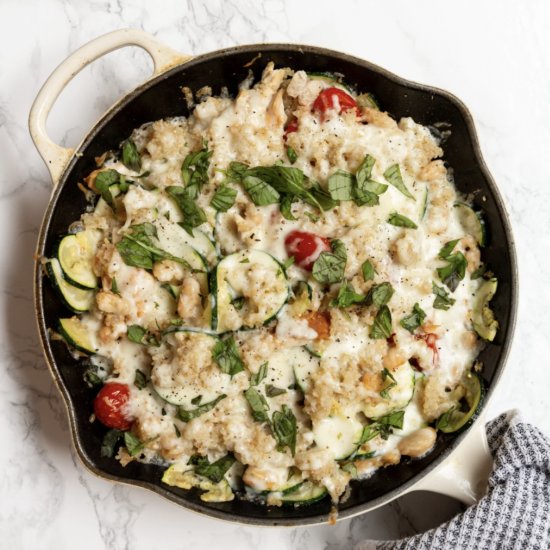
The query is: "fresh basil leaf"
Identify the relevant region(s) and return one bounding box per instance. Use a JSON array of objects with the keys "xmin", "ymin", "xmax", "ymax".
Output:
[
  {"xmin": 210, "ymin": 185, "xmax": 237, "ymax": 212},
  {"xmin": 230, "ymin": 296, "xmax": 245, "ymax": 310},
  {"xmin": 282, "ymin": 256, "xmax": 295, "ymax": 271},
  {"xmin": 331, "ymin": 281, "xmax": 365, "ymax": 308},
  {"xmin": 380, "ymin": 368, "xmax": 397, "ymax": 399},
  {"xmin": 471, "ymin": 263, "xmax": 485, "ymax": 280},
  {"xmin": 356, "ymin": 424, "xmax": 380, "ymax": 445},
  {"xmin": 94, "ymin": 169, "xmax": 120, "ymax": 210},
  {"xmin": 366, "ymin": 282, "xmax": 395, "ymax": 307},
  {"xmin": 127, "ymin": 325, "xmax": 147, "ymax": 344},
  {"xmin": 356, "ymin": 154, "xmax": 376, "ymax": 184},
  {"xmin": 369, "ymin": 305, "xmax": 392, "ymax": 339},
  {"xmin": 188, "ymin": 454, "xmax": 209, "ymax": 467},
  {"xmin": 212, "ymin": 336, "xmax": 245, "ymax": 377},
  {"xmin": 242, "ymin": 175, "xmax": 280, "ymax": 206},
  {"xmin": 174, "ymin": 423, "xmax": 181, "ymax": 437},
  {"xmin": 387, "ymin": 212, "xmax": 418, "ymax": 229},
  {"xmin": 437, "ymin": 240, "xmax": 467, "ymax": 291},
  {"xmin": 250, "ymin": 362, "xmax": 268, "ymax": 386},
  {"xmin": 271, "ymin": 405, "xmax": 297, "ymax": 456},
  {"xmin": 121, "ymin": 139, "xmax": 141, "ymax": 172},
  {"xmin": 195, "ymin": 454, "xmax": 236, "ymax": 483},
  {"xmin": 400, "ymin": 303, "xmax": 427, "ymax": 333},
  {"xmin": 309, "ymin": 181, "xmax": 338, "ymax": 211},
  {"xmin": 134, "ymin": 369, "xmax": 148, "ymax": 390},
  {"xmin": 287, "ymin": 146, "xmax": 298, "ymax": 164},
  {"xmin": 124, "ymin": 431, "xmax": 145, "ymax": 457},
  {"xmin": 280, "ymin": 195, "xmax": 297, "ymax": 220},
  {"xmin": 177, "ymin": 394, "xmax": 227, "ymax": 422},
  {"xmin": 312, "ymin": 239, "xmax": 347, "ymax": 284},
  {"xmin": 361, "ymin": 260, "xmax": 376, "ymax": 282},
  {"xmin": 378, "ymin": 410, "xmax": 405, "ymax": 430},
  {"xmin": 435, "ymin": 407, "xmax": 457, "ymax": 431},
  {"xmin": 432, "ymin": 282, "xmax": 456, "ymax": 310},
  {"xmin": 328, "ymin": 170, "xmax": 355, "ymax": 201},
  {"xmin": 265, "ymin": 384, "xmax": 287, "ymax": 397},
  {"xmin": 383, "ymin": 164, "xmax": 415, "ymax": 200},
  {"xmin": 181, "ymin": 146, "xmax": 212, "ymax": 195},
  {"xmin": 101, "ymin": 429, "xmax": 123, "ymax": 458},
  {"xmin": 439, "ymin": 239, "xmax": 460, "ymax": 260},
  {"xmin": 116, "ymin": 237, "xmax": 153, "ymax": 269},
  {"xmin": 244, "ymin": 387, "xmax": 270, "ymax": 422},
  {"xmin": 226, "ymin": 161, "xmax": 249, "ymax": 182},
  {"xmin": 304, "ymin": 211, "xmax": 320, "ymax": 222},
  {"xmin": 166, "ymin": 186, "xmax": 207, "ymax": 236},
  {"xmin": 356, "ymin": 155, "xmax": 388, "ymax": 200},
  {"xmin": 354, "ymin": 187, "xmax": 379, "ymax": 207}
]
